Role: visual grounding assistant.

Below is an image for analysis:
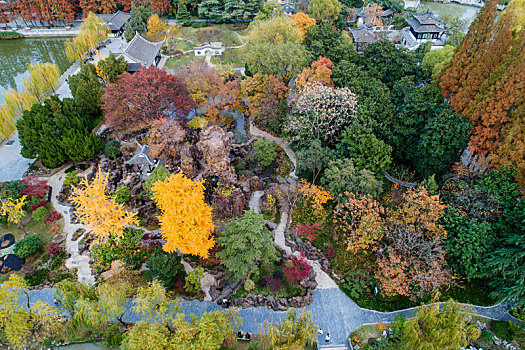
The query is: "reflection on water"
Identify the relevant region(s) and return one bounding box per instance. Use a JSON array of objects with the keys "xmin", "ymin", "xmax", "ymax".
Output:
[
  {"xmin": 419, "ymin": 1, "xmax": 480, "ymax": 23},
  {"xmin": 0, "ymin": 37, "xmax": 71, "ymax": 104}
]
